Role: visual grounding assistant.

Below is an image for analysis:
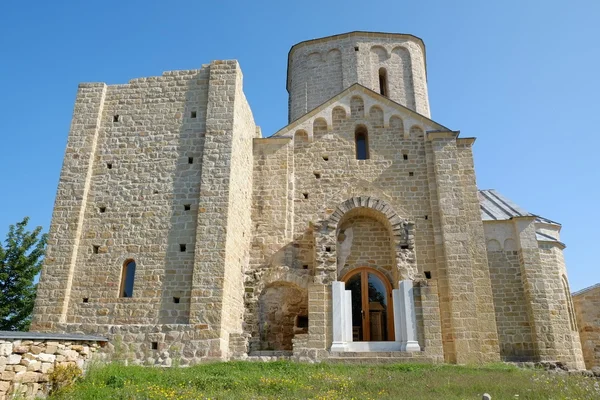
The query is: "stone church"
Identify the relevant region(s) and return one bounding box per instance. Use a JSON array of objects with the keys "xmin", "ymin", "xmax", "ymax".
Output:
[{"xmin": 31, "ymin": 31, "xmax": 585, "ymax": 368}]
